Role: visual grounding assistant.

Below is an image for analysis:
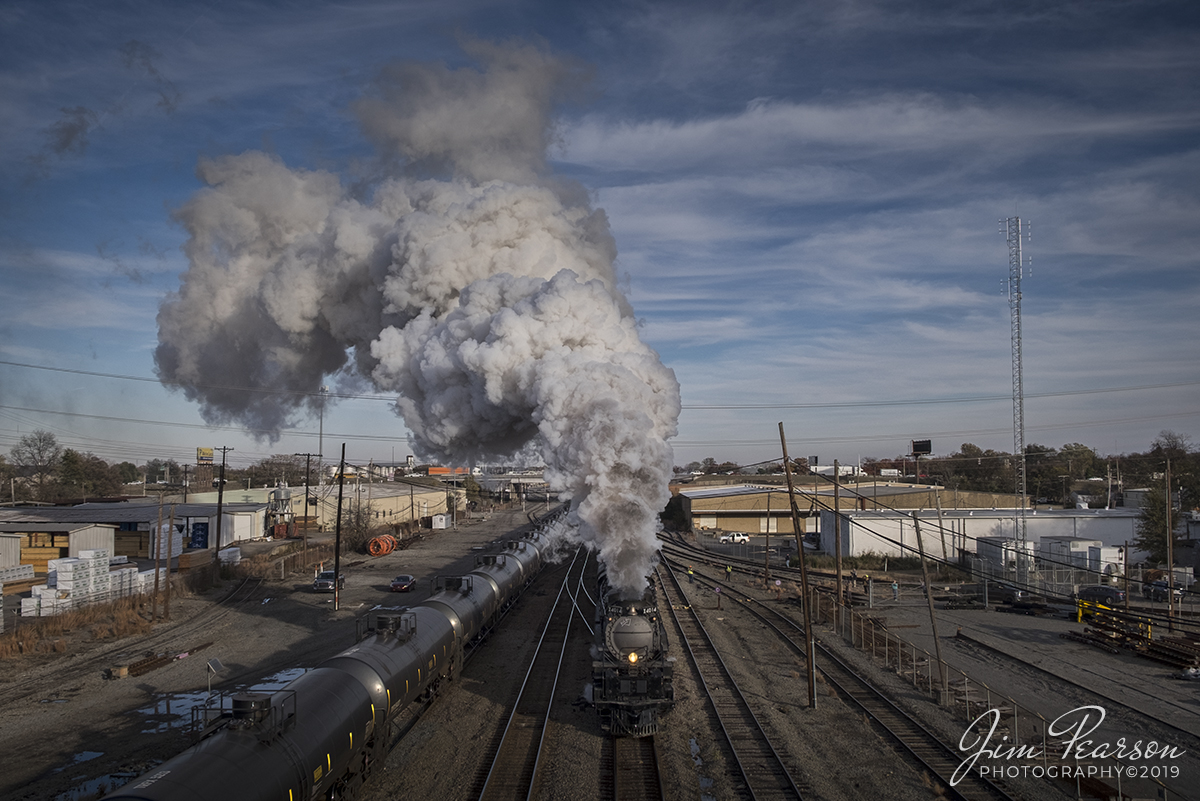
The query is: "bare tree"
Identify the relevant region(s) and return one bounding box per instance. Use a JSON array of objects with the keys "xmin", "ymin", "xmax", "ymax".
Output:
[{"xmin": 11, "ymin": 430, "xmax": 63, "ymax": 500}]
